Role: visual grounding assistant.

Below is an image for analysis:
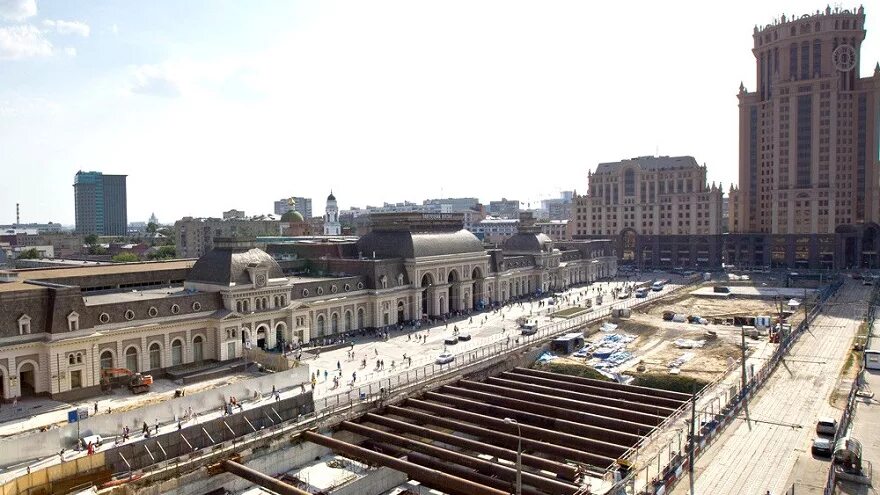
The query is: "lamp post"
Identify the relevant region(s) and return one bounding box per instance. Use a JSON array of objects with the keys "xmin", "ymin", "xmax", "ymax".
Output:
[{"xmin": 504, "ymin": 417, "xmax": 522, "ymax": 495}]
